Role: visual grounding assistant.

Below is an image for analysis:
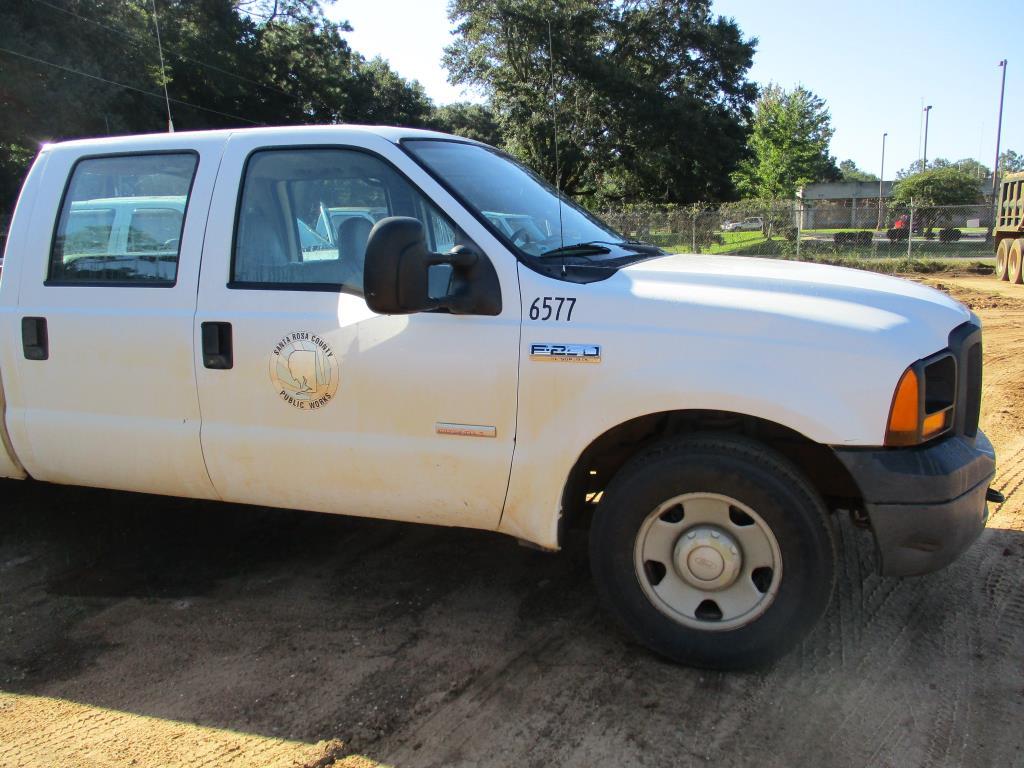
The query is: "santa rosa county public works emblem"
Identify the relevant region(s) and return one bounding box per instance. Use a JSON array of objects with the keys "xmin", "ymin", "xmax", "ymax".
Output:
[{"xmin": 269, "ymin": 331, "xmax": 340, "ymax": 410}]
